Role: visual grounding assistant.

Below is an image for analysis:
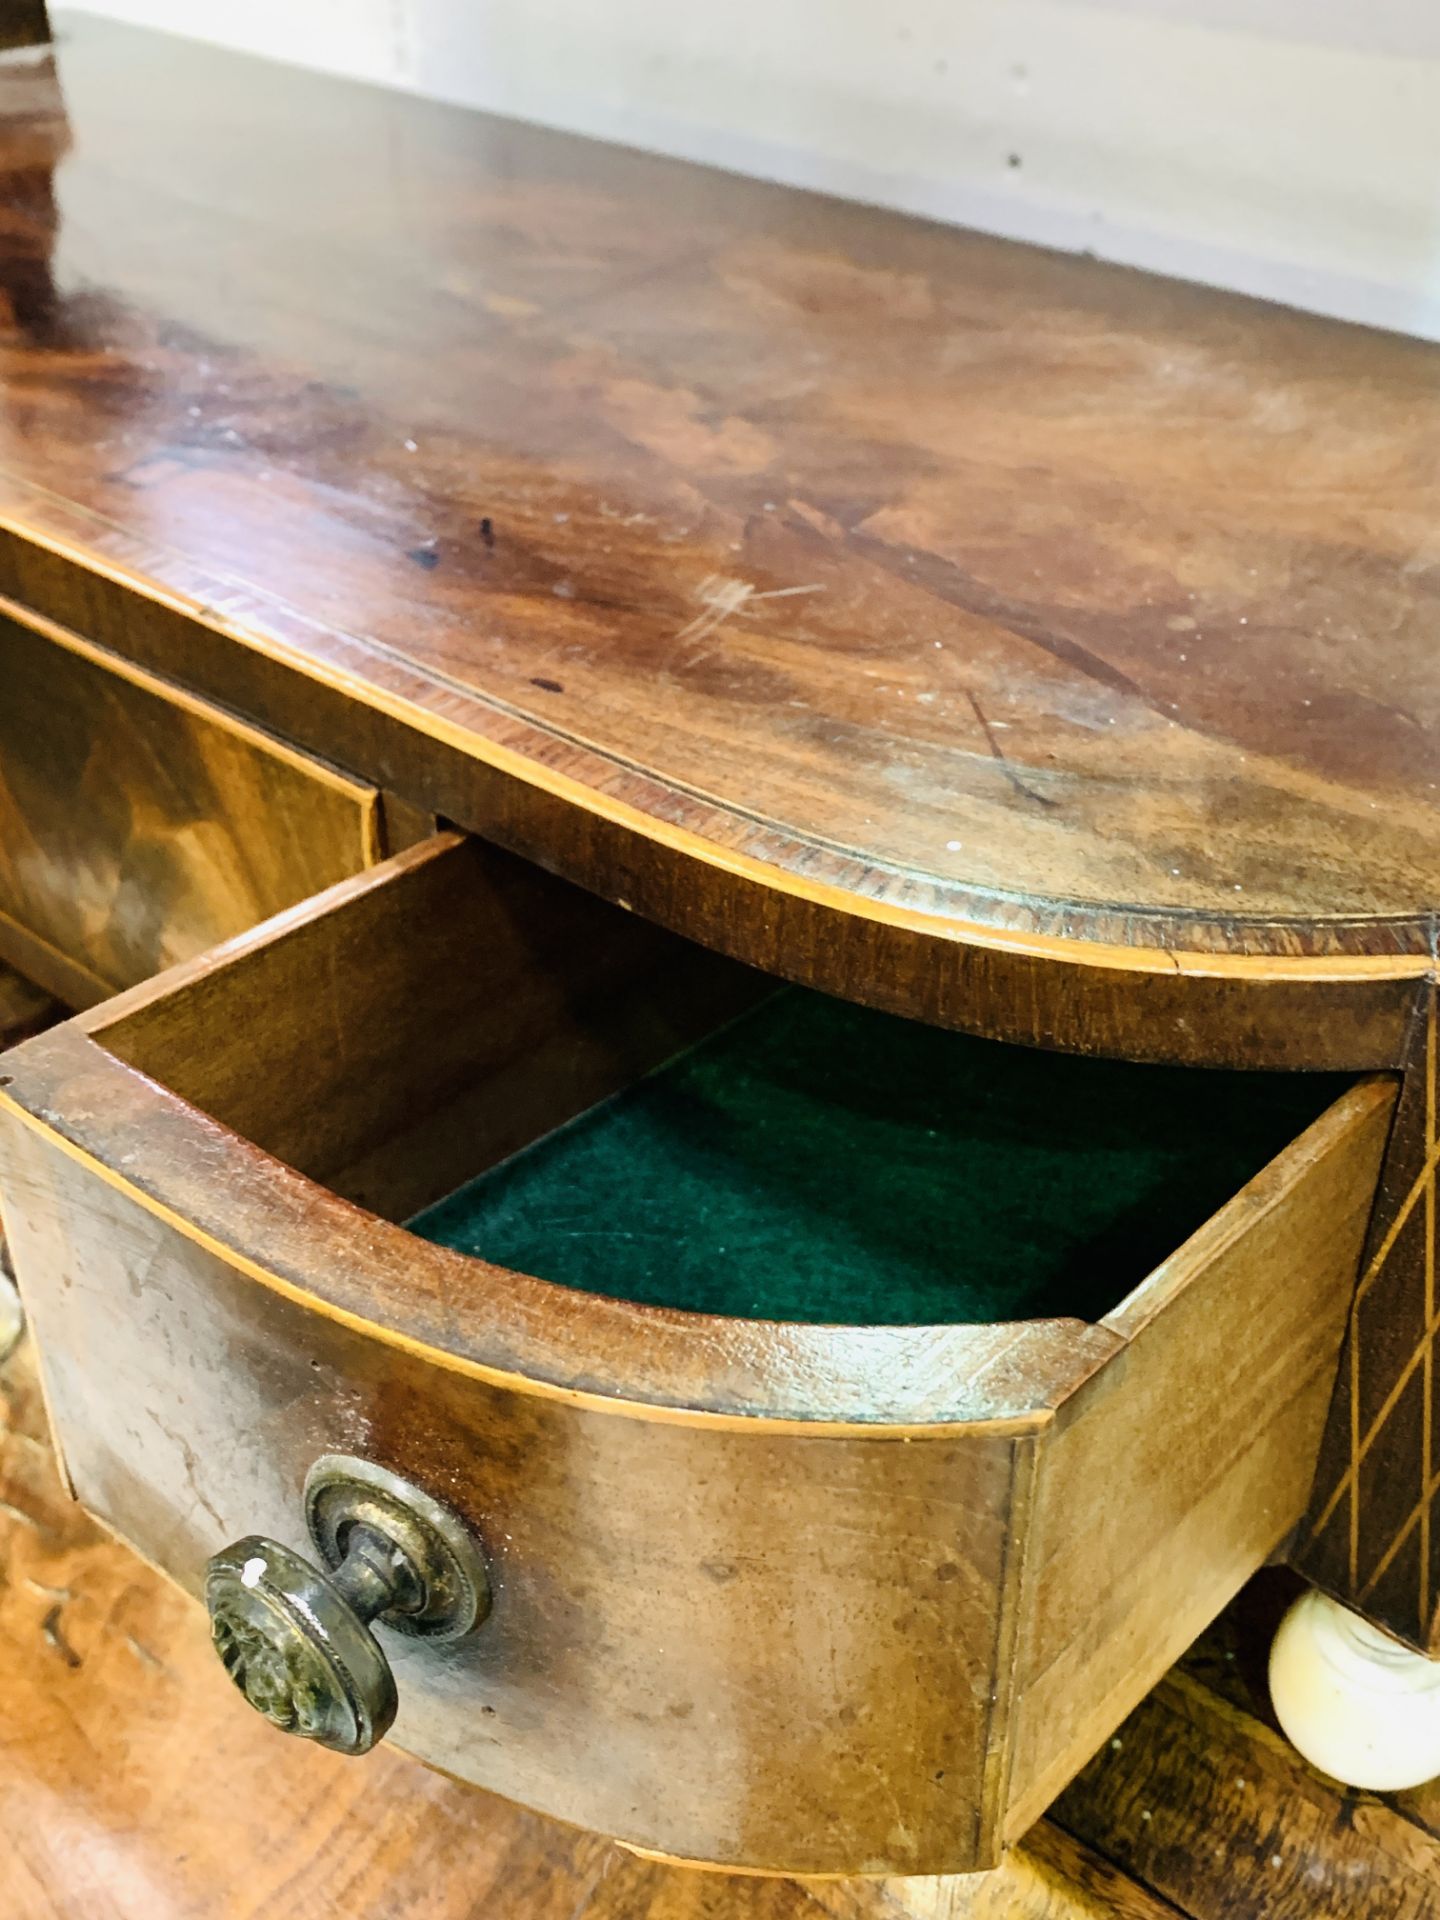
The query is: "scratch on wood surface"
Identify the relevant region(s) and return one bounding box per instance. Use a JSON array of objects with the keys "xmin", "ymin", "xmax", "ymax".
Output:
[
  {"xmin": 965, "ymin": 690, "xmax": 1058, "ymax": 810},
  {"xmin": 147, "ymin": 1412, "xmax": 225, "ymax": 1533},
  {"xmin": 567, "ymin": 1843, "xmax": 621, "ymax": 1920},
  {"xmin": 41, "ymin": 1600, "xmax": 81, "ymax": 1668},
  {"xmin": 125, "ymin": 1633, "xmax": 168, "ymax": 1675},
  {"xmin": 677, "ymin": 573, "xmax": 822, "ymax": 646}
]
